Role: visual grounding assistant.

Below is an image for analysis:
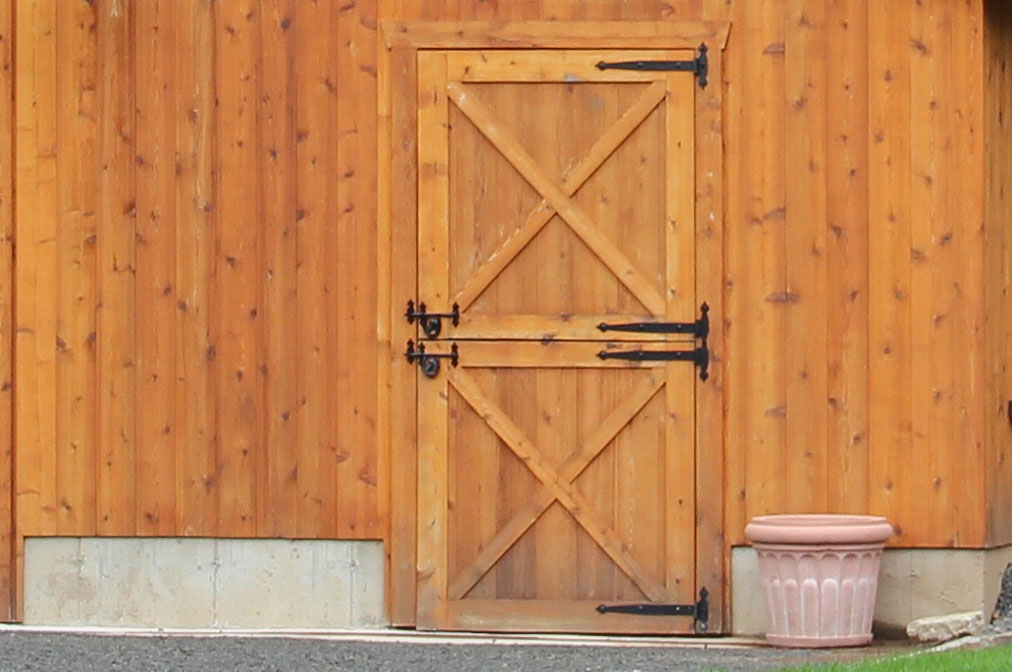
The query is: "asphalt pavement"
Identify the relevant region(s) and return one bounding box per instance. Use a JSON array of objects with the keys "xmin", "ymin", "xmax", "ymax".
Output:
[{"xmin": 0, "ymin": 630, "xmax": 906, "ymax": 672}]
